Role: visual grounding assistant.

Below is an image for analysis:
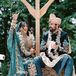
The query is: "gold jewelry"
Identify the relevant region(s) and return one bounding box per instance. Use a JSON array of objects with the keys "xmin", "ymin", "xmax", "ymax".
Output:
[
  {"xmin": 11, "ymin": 19, "xmax": 17, "ymax": 29},
  {"xmin": 12, "ymin": 20, "xmax": 17, "ymax": 23},
  {"xmin": 11, "ymin": 23, "xmax": 16, "ymax": 29}
]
